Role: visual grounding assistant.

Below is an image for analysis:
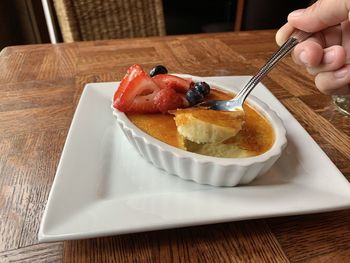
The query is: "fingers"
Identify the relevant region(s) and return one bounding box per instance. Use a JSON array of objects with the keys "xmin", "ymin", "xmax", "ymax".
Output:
[
  {"xmin": 294, "ymin": 45, "xmax": 346, "ymax": 75},
  {"xmin": 276, "ymin": 23, "xmax": 342, "ymax": 47},
  {"xmin": 275, "ymin": 0, "xmax": 350, "ymax": 95},
  {"xmin": 292, "ymin": 43, "xmax": 348, "ymax": 94},
  {"xmin": 291, "ymin": 38, "xmax": 324, "ymax": 67},
  {"xmin": 315, "ymin": 65, "xmax": 350, "ymax": 95},
  {"xmin": 289, "ymin": 25, "xmax": 345, "ymax": 71},
  {"xmin": 276, "ymin": 23, "xmax": 294, "ymax": 46},
  {"xmin": 288, "ymin": 0, "xmax": 350, "ymax": 32}
]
